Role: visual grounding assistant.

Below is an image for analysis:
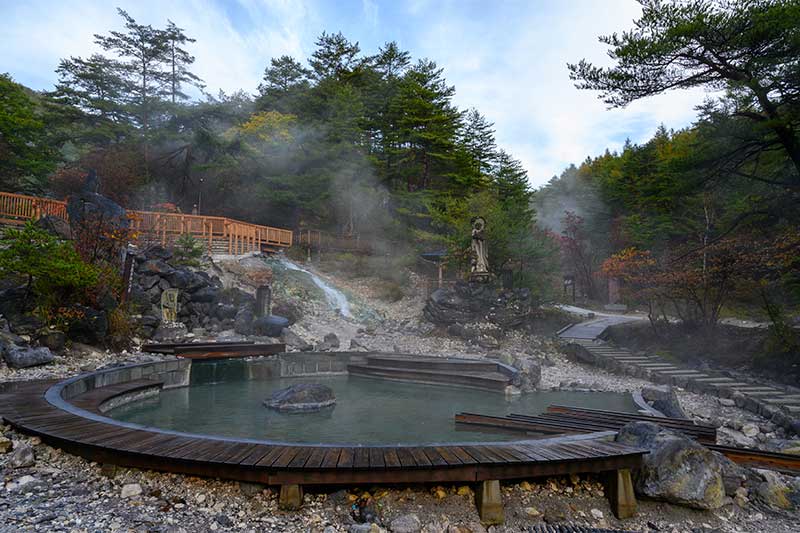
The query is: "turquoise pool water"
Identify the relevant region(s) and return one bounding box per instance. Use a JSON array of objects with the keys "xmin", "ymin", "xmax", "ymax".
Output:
[{"xmin": 109, "ymin": 375, "xmax": 638, "ymax": 445}]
